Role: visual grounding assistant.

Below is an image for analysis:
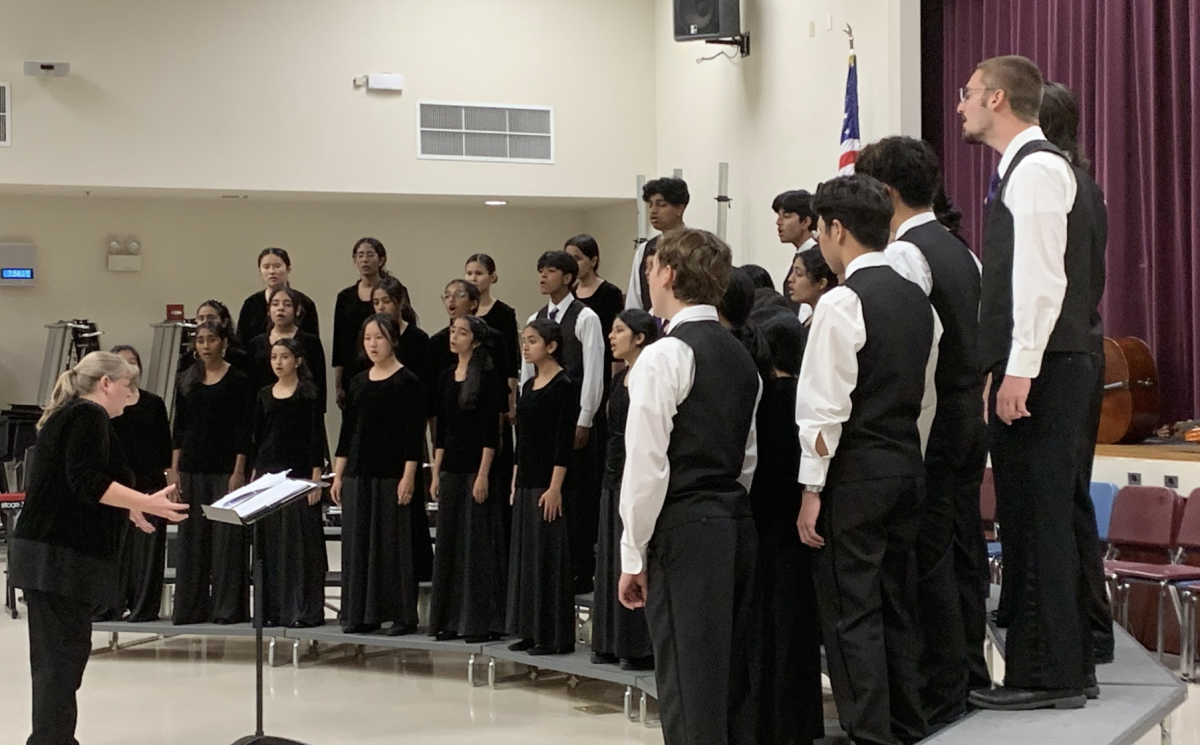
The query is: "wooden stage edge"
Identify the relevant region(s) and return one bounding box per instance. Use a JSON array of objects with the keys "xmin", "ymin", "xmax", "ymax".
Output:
[{"xmin": 1096, "ymin": 443, "xmax": 1200, "ymax": 463}]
